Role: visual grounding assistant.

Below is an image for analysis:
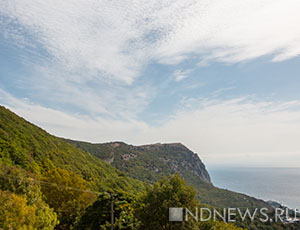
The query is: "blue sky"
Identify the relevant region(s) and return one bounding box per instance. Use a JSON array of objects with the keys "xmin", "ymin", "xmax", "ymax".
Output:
[{"xmin": 1, "ymin": 0, "xmax": 300, "ymax": 167}]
